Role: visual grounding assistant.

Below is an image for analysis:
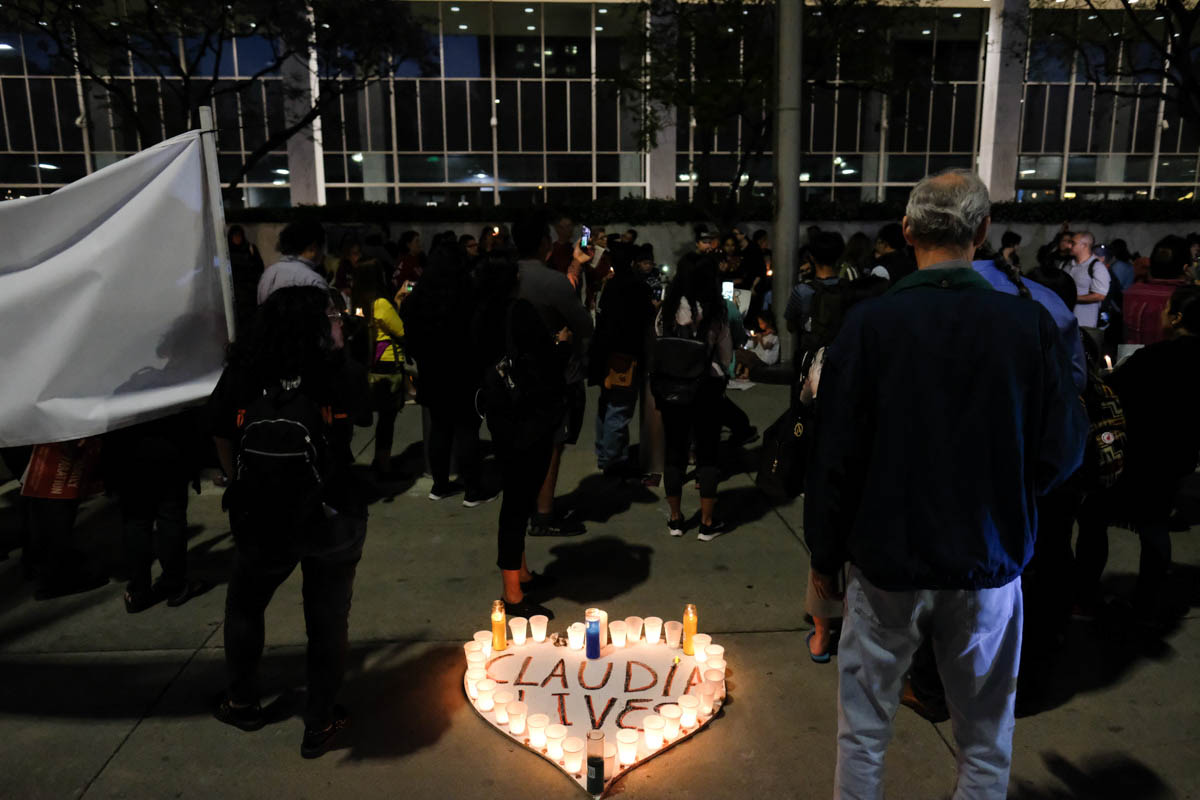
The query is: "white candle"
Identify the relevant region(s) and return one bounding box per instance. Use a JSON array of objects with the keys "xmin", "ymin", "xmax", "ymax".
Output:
[
  {"xmin": 598, "ymin": 609, "xmax": 609, "ymax": 647},
  {"xmin": 604, "ymin": 743, "xmax": 617, "ymax": 778},
  {"xmin": 643, "ymin": 714, "xmax": 664, "ymax": 749},
  {"xmin": 644, "ymin": 616, "xmax": 663, "ymax": 644},
  {"xmin": 625, "ymin": 616, "xmax": 644, "ymax": 643},
  {"xmin": 704, "ymin": 668, "xmax": 725, "ymax": 703},
  {"xmin": 698, "ymin": 683, "xmax": 715, "ymax": 715},
  {"xmin": 678, "ymin": 695, "xmax": 699, "ymax": 728},
  {"xmin": 660, "ymin": 704, "xmax": 682, "ymax": 739},
  {"xmin": 507, "ymin": 701, "xmax": 528, "ymax": 735},
  {"xmin": 707, "ymin": 657, "xmax": 726, "ymax": 678},
  {"xmin": 527, "ymin": 713, "xmax": 549, "ymax": 748},
  {"xmin": 562, "ymin": 737, "xmax": 584, "ymax": 773},
  {"xmin": 463, "ymin": 641, "xmax": 482, "ymax": 661},
  {"xmin": 705, "ymin": 644, "xmax": 724, "ymax": 662},
  {"xmin": 567, "ymin": 622, "xmax": 586, "ymax": 650},
  {"xmin": 465, "ymin": 667, "xmax": 486, "ymax": 699},
  {"xmin": 509, "ymin": 616, "xmax": 528, "ymax": 645},
  {"xmin": 476, "ymin": 678, "xmax": 496, "ymax": 711},
  {"xmin": 692, "ymin": 634, "xmax": 712, "ymax": 664},
  {"xmin": 546, "ymin": 724, "xmax": 568, "ymax": 759},
  {"xmin": 609, "ymin": 620, "xmax": 628, "ymax": 647},
  {"xmin": 466, "ymin": 651, "xmax": 486, "ymax": 671},
  {"xmin": 473, "ymin": 630, "xmax": 493, "ymax": 659},
  {"xmin": 616, "ymin": 729, "xmax": 639, "ymax": 765},
  {"xmin": 493, "ymin": 690, "xmax": 514, "ymax": 724},
  {"xmin": 664, "ymin": 620, "xmax": 684, "ymax": 648},
  {"xmin": 529, "ymin": 614, "xmax": 549, "ymax": 643}
]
